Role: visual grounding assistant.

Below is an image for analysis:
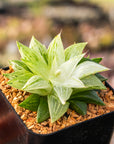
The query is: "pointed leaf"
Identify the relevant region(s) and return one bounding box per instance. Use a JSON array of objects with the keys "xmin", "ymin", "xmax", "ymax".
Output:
[
  {"xmin": 65, "ymin": 42, "xmax": 87, "ymax": 61},
  {"xmin": 78, "ymin": 57, "xmax": 102, "ymax": 65},
  {"xmin": 37, "ymin": 97, "xmax": 50, "ymax": 123},
  {"xmin": 17, "ymin": 41, "xmax": 49, "ymax": 79},
  {"xmin": 17, "ymin": 41, "xmax": 34, "ymax": 60},
  {"xmin": 23, "ymin": 75, "xmax": 52, "ymax": 96},
  {"xmin": 22, "ymin": 59, "xmax": 49, "ymax": 80},
  {"xmin": 51, "ymin": 76, "xmax": 85, "ymax": 88},
  {"xmin": 95, "ymin": 73, "xmax": 107, "ymax": 81},
  {"xmin": 70, "ymin": 90, "xmax": 105, "ymax": 105},
  {"xmin": 29, "ymin": 36, "xmax": 48, "ymax": 63},
  {"xmin": 72, "ymin": 75, "xmax": 106, "ymax": 95},
  {"xmin": 6, "ymin": 70, "xmax": 33, "ymax": 89},
  {"xmin": 91, "ymin": 57, "xmax": 102, "ymax": 63},
  {"xmin": 50, "ymin": 54, "xmax": 85, "ymax": 85},
  {"xmin": 61, "ymin": 77, "xmax": 85, "ymax": 88},
  {"xmin": 48, "ymin": 34, "xmax": 65, "ymax": 68},
  {"xmin": 70, "ymin": 100, "xmax": 87, "ymax": 115},
  {"xmin": 26, "ymin": 89, "xmax": 51, "ymax": 96},
  {"xmin": 78, "ymin": 57, "xmax": 90, "ymax": 65},
  {"xmin": 4, "ymin": 70, "xmax": 33, "ymax": 80},
  {"xmin": 19, "ymin": 94, "xmax": 40, "ymax": 111},
  {"xmin": 48, "ymin": 95, "xmax": 69, "ymax": 123},
  {"xmin": 54, "ymin": 86, "xmax": 72, "ymax": 104},
  {"xmin": 7, "ymin": 79, "xmax": 25, "ymax": 90},
  {"xmin": 82, "ymin": 75, "xmax": 106, "ymax": 89},
  {"xmin": 49, "ymin": 57, "xmax": 58, "ymax": 80},
  {"xmin": 9, "ymin": 60, "xmax": 31, "ymax": 72},
  {"xmin": 23, "ymin": 75, "xmax": 51, "ymax": 90},
  {"xmin": 73, "ymin": 61, "xmax": 109, "ymax": 79},
  {"xmin": 57, "ymin": 54, "xmax": 85, "ymax": 80}
]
